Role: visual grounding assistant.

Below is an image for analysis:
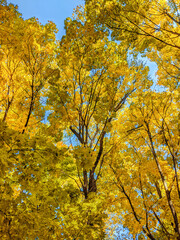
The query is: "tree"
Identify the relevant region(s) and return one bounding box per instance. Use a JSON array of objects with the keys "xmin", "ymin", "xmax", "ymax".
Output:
[
  {"xmin": 47, "ymin": 6, "xmax": 150, "ymax": 200},
  {"xmin": 0, "ymin": 1, "xmax": 57, "ymax": 133},
  {"xmin": 85, "ymin": 0, "xmax": 180, "ymax": 92},
  {"xmin": 102, "ymin": 89, "xmax": 180, "ymax": 239}
]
